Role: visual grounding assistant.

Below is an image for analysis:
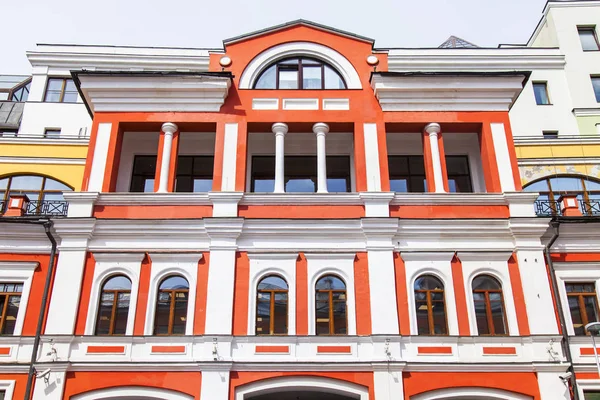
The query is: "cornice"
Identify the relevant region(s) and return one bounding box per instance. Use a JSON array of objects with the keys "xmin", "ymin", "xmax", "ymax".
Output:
[
  {"xmin": 0, "ymin": 156, "xmax": 86, "ymax": 165},
  {"xmin": 149, "ymin": 253, "xmax": 203, "ymax": 263},
  {"xmin": 457, "ymin": 251, "xmax": 513, "ymax": 262},
  {"xmin": 514, "ymin": 136, "xmax": 600, "ymax": 146},
  {"xmin": 96, "ymin": 193, "xmax": 211, "ymax": 206},
  {"xmin": 401, "ymin": 252, "xmax": 455, "ymax": 262},
  {"xmin": 391, "ymin": 193, "xmax": 507, "ymax": 205},
  {"xmin": 0, "ymin": 261, "xmax": 39, "ymax": 271},
  {"xmin": 0, "ymin": 137, "xmax": 89, "ymax": 146},
  {"xmin": 92, "ymin": 252, "xmax": 146, "ymax": 263},
  {"xmin": 518, "ymin": 157, "xmax": 600, "ymax": 166},
  {"xmin": 246, "ymin": 253, "xmax": 299, "ymax": 261}
]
